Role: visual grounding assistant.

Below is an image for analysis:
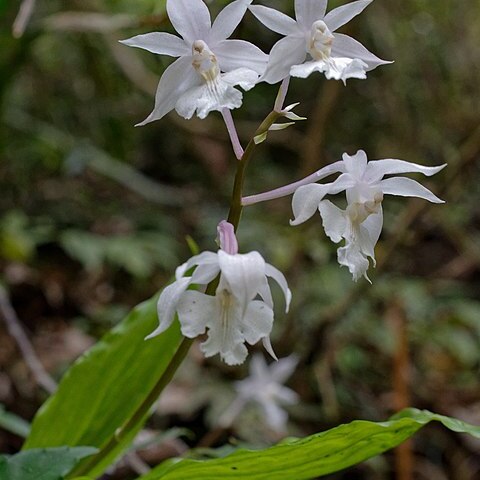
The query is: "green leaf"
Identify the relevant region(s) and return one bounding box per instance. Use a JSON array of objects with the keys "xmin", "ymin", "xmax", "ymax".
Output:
[
  {"xmin": 0, "ymin": 404, "xmax": 31, "ymax": 438},
  {"xmin": 139, "ymin": 409, "xmax": 480, "ymax": 480},
  {"xmin": 0, "ymin": 447, "xmax": 97, "ymax": 480},
  {"xmin": 23, "ymin": 295, "xmax": 183, "ymax": 477}
]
